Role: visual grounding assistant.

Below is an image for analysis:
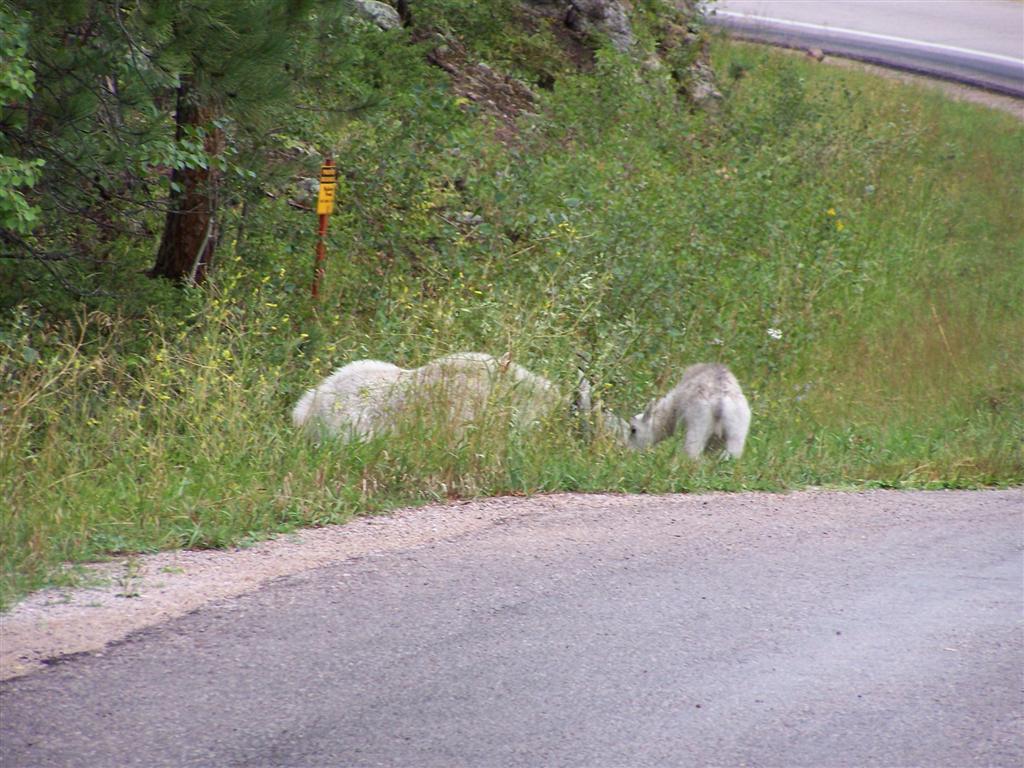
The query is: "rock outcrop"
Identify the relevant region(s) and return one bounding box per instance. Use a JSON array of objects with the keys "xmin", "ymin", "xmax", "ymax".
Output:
[
  {"xmin": 522, "ymin": 0, "xmax": 719, "ymax": 106},
  {"xmin": 353, "ymin": 0, "xmax": 402, "ymax": 30},
  {"xmin": 524, "ymin": 0, "xmax": 635, "ymax": 52}
]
